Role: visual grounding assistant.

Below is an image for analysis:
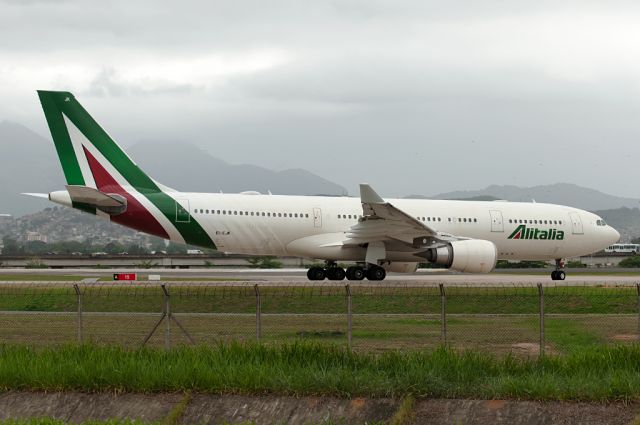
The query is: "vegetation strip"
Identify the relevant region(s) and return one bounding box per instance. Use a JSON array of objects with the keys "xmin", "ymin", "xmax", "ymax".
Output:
[
  {"xmin": 0, "ymin": 343, "xmax": 640, "ymax": 401},
  {"xmin": 0, "ymin": 284, "xmax": 637, "ymax": 314}
]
